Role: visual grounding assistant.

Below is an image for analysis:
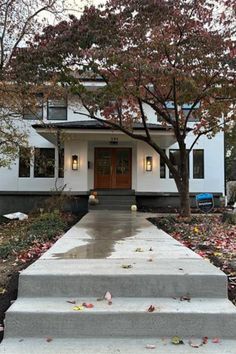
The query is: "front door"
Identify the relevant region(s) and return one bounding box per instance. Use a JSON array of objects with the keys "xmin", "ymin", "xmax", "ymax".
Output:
[{"xmin": 94, "ymin": 148, "xmax": 131, "ymax": 189}]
